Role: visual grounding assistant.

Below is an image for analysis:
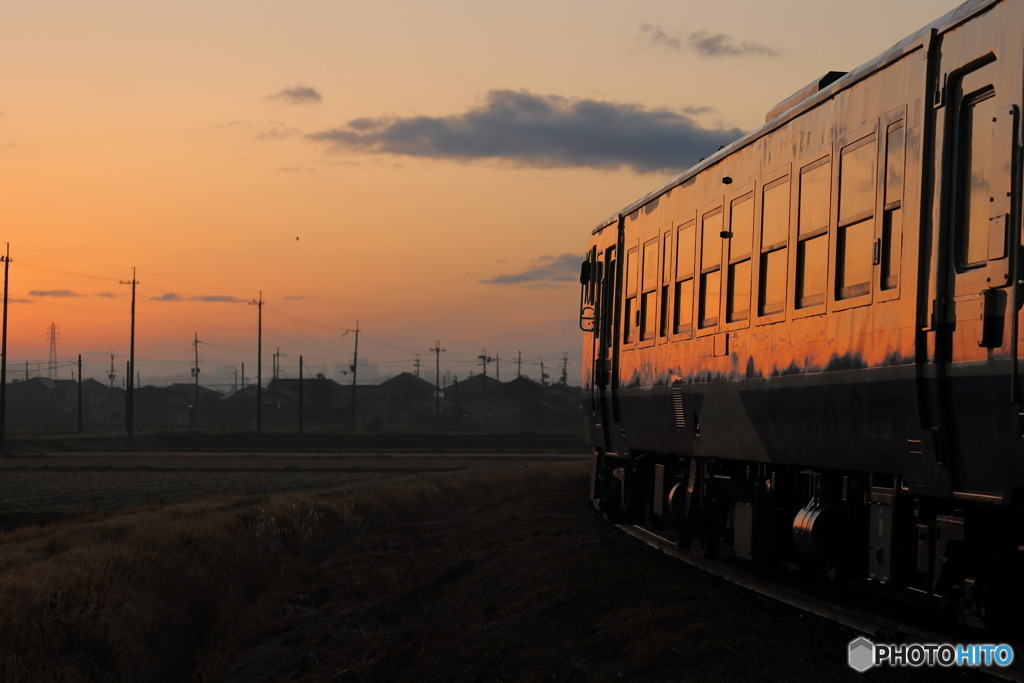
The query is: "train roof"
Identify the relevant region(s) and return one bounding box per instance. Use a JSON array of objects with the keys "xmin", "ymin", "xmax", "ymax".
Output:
[{"xmin": 592, "ymin": 0, "xmax": 1000, "ymax": 236}]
